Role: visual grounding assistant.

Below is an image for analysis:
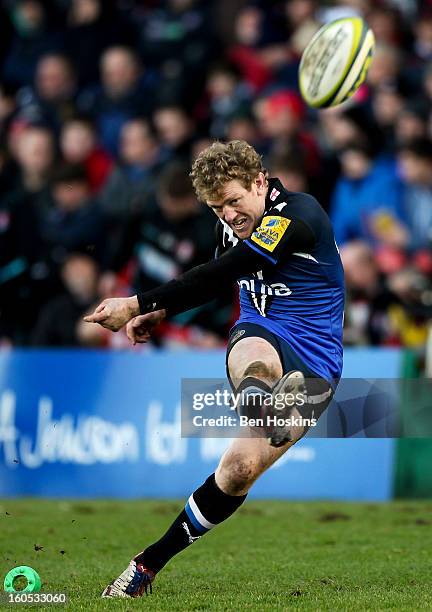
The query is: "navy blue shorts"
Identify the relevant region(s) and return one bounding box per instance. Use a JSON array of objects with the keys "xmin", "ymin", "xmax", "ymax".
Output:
[
  {"xmin": 226, "ymin": 322, "xmax": 335, "ymax": 419},
  {"xmin": 226, "ymin": 322, "xmax": 319, "ymax": 379}
]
